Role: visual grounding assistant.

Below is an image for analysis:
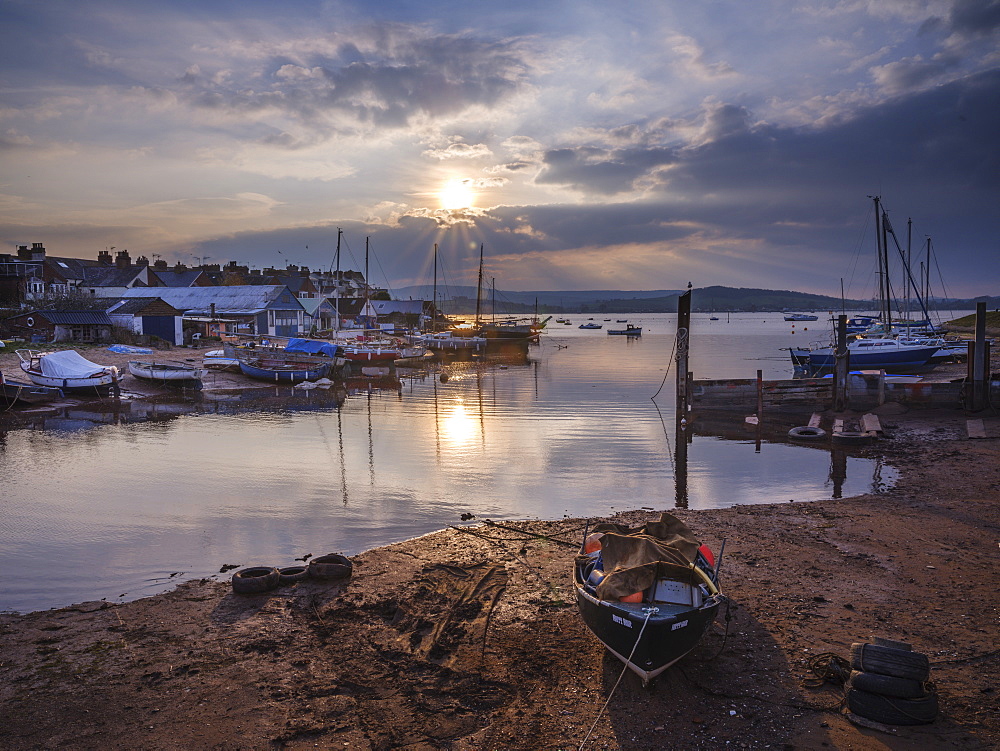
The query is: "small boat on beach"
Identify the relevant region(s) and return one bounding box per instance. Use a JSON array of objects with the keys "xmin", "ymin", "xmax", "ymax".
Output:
[
  {"xmin": 0, "ymin": 370, "xmax": 64, "ymax": 406},
  {"xmin": 16, "ymin": 349, "xmax": 122, "ymax": 395},
  {"xmin": 238, "ymin": 356, "xmax": 333, "ymax": 383},
  {"xmin": 128, "ymin": 360, "xmax": 205, "ymax": 387},
  {"xmin": 203, "ymin": 349, "xmax": 240, "ymax": 370},
  {"xmin": 607, "ymin": 325, "xmax": 642, "ymax": 336},
  {"xmin": 574, "ymin": 512, "xmax": 724, "ymax": 686}
]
